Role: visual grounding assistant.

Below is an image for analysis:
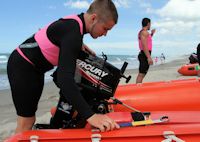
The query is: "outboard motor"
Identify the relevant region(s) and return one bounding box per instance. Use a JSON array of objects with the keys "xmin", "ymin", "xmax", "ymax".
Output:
[
  {"xmin": 34, "ymin": 51, "xmax": 131, "ymax": 129},
  {"xmin": 75, "ymin": 51, "xmax": 131, "ymax": 110}
]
